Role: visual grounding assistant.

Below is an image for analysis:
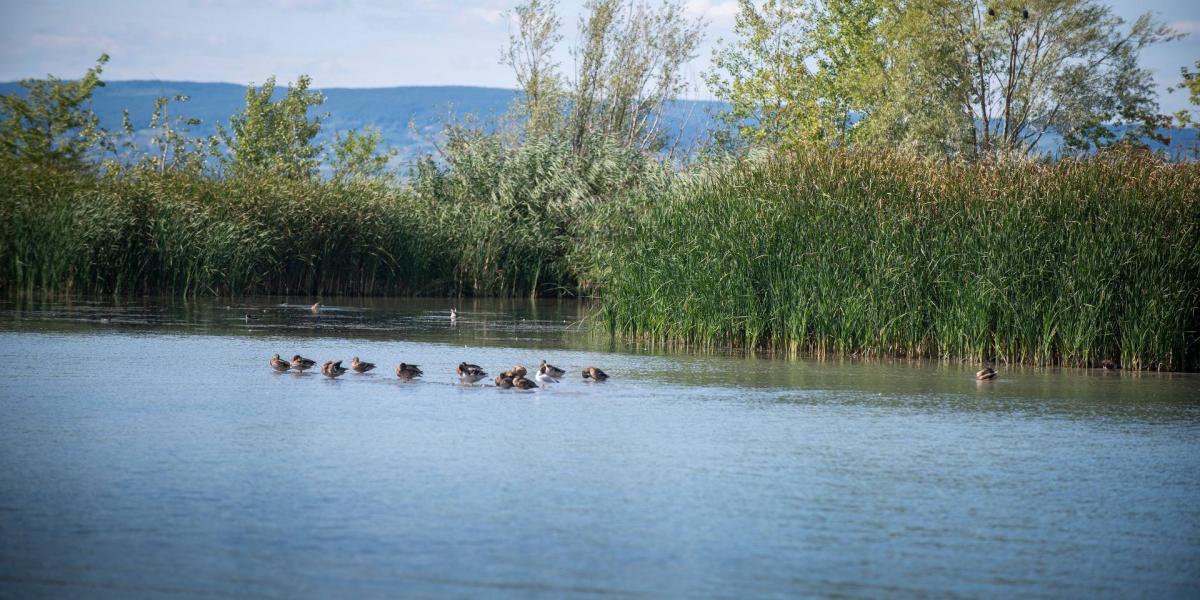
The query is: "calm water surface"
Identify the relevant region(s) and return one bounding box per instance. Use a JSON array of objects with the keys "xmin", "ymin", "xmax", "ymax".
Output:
[{"xmin": 1, "ymin": 297, "xmax": 1198, "ymax": 598}]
